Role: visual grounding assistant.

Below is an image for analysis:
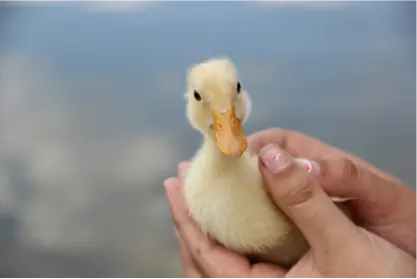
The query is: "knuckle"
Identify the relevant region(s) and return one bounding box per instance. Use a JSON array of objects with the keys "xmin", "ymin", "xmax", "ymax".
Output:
[
  {"xmin": 332, "ymin": 157, "xmax": 361, "ymax": 185},
  {"xmin": 263, "ymin": 127, "xmax": 291, "ymax": 142},
  {"xmin": 249, "ymin": 127, "xmax": 291, "ymax": 153},
  {"xmin": 278, "ymin": 170, "xmax": 319, "ymax": 208},
  {"xmin": 267, "ymin": 127, "xmax": 287, "ymax": 135}
]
